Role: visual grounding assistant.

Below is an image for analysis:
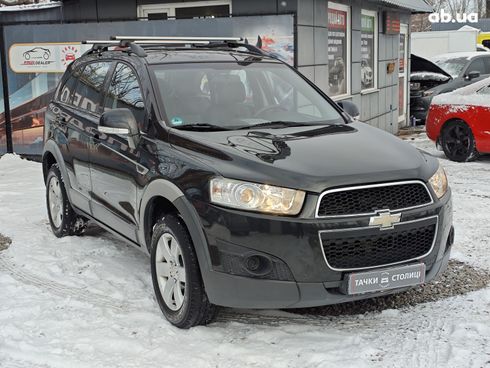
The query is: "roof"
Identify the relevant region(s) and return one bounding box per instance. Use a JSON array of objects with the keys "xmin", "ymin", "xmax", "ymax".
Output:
[
  {"xmin": 144, "ymin": 49, "xmax": 279, "ymax": 64},
  {"xmin": 431, "ymin": 52, "xmax": 484, "ymax": 60},
  {"xmin": 370, "ymin": 0, "xmax": 433, "ymax": 13}
]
